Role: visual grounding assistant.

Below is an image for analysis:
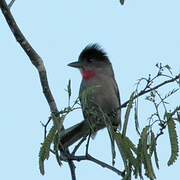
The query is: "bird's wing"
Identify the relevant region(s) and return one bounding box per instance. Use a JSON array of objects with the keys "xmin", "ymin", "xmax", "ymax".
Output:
[{"xmin": 112, "ymin": 77, "xmax": 121, "ymax": 129}]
